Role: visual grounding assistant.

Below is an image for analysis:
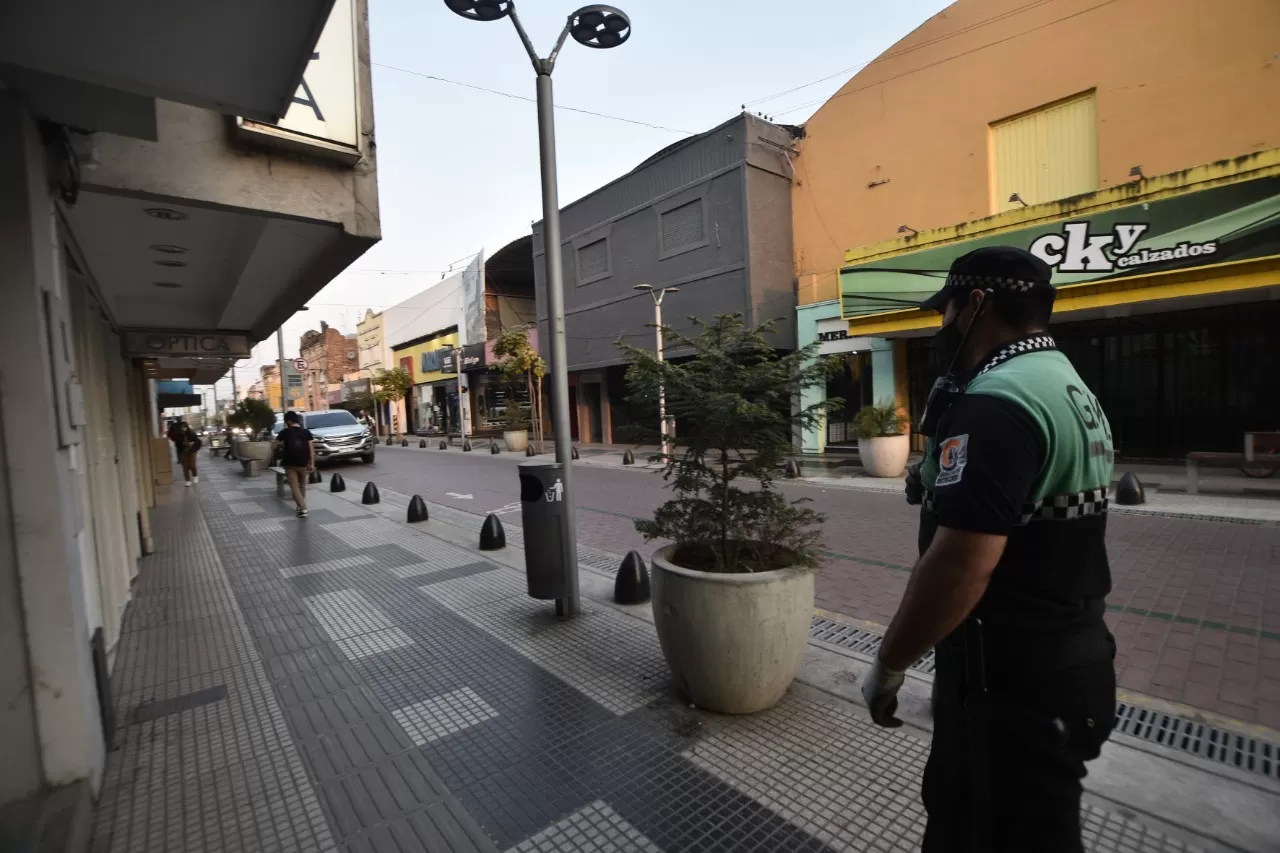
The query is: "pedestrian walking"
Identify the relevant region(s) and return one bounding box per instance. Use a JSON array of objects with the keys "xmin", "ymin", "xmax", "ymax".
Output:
[
  {"xmin": 863, "ymin": 247, "xmax": 1116, "ymax": 853},
  {"xmin": 177, "ymin": 422, "xmax": 202, "ymax": 486},
  {"xmin": 274, "ymin": 411, "xmax": 315, "ymax": 518}
]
